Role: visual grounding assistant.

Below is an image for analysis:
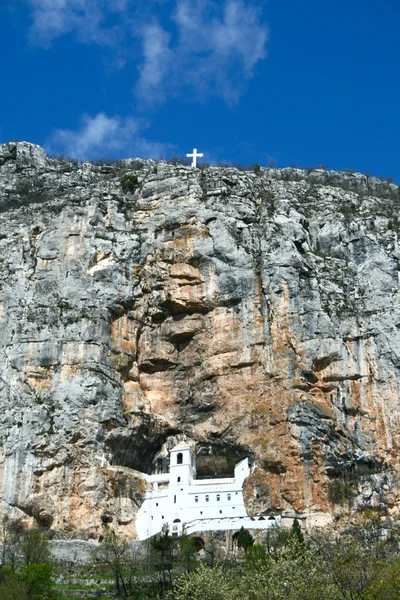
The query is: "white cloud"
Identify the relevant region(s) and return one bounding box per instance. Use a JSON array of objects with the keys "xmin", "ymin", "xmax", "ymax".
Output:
[
  {"xmin": 28, "ymin": 0, "xmax": 123, "ymax": 45},
  {"xmin": 136, "ymin": 0, "xmax": 268, "ymax": 103},
  {"xmin": 27, "ymin": 0, "xmax": 268, "ymax": 103},
  {"xmin": 135, "ymin": 23, "xmax": 172, "ymax": 102},
  {"xmin": 47, "ymin": 113, "xmax": 172, "ymax": 160},
  {"xmin": 209, "ymin": 0, "xmax": 267, "ymax": 75}
]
